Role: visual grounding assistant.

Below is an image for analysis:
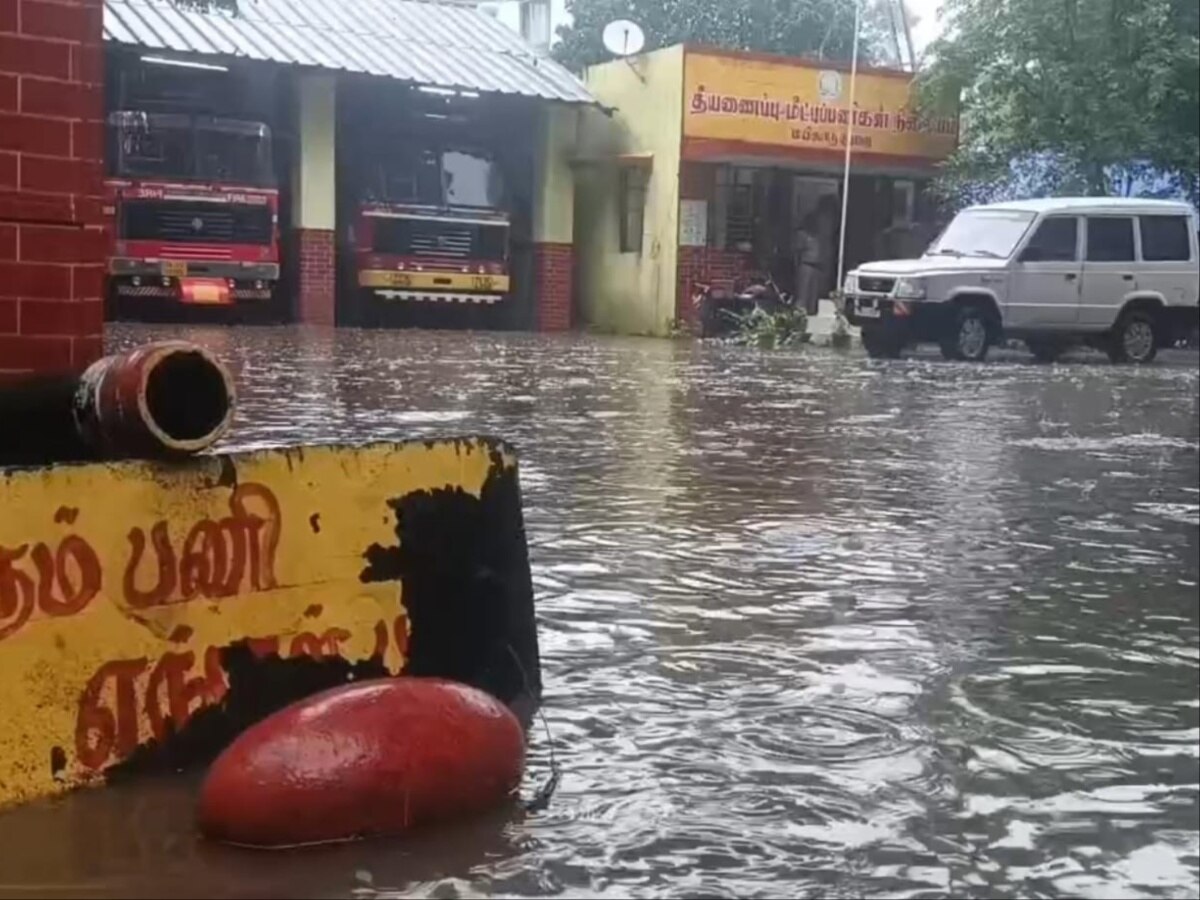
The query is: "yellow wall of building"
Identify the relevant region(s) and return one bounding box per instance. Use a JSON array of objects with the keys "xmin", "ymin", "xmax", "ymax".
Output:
[
  {"xmin": 533, "ymin": 104, "xmax": 580, "ymax": 244},
  {"xmin": 293, "ymin": 74, "xmax": 337, "ymax": 231},
  {"xmin": 576, "ymin": 46, "xmax": 685, "ymax": 337}
]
